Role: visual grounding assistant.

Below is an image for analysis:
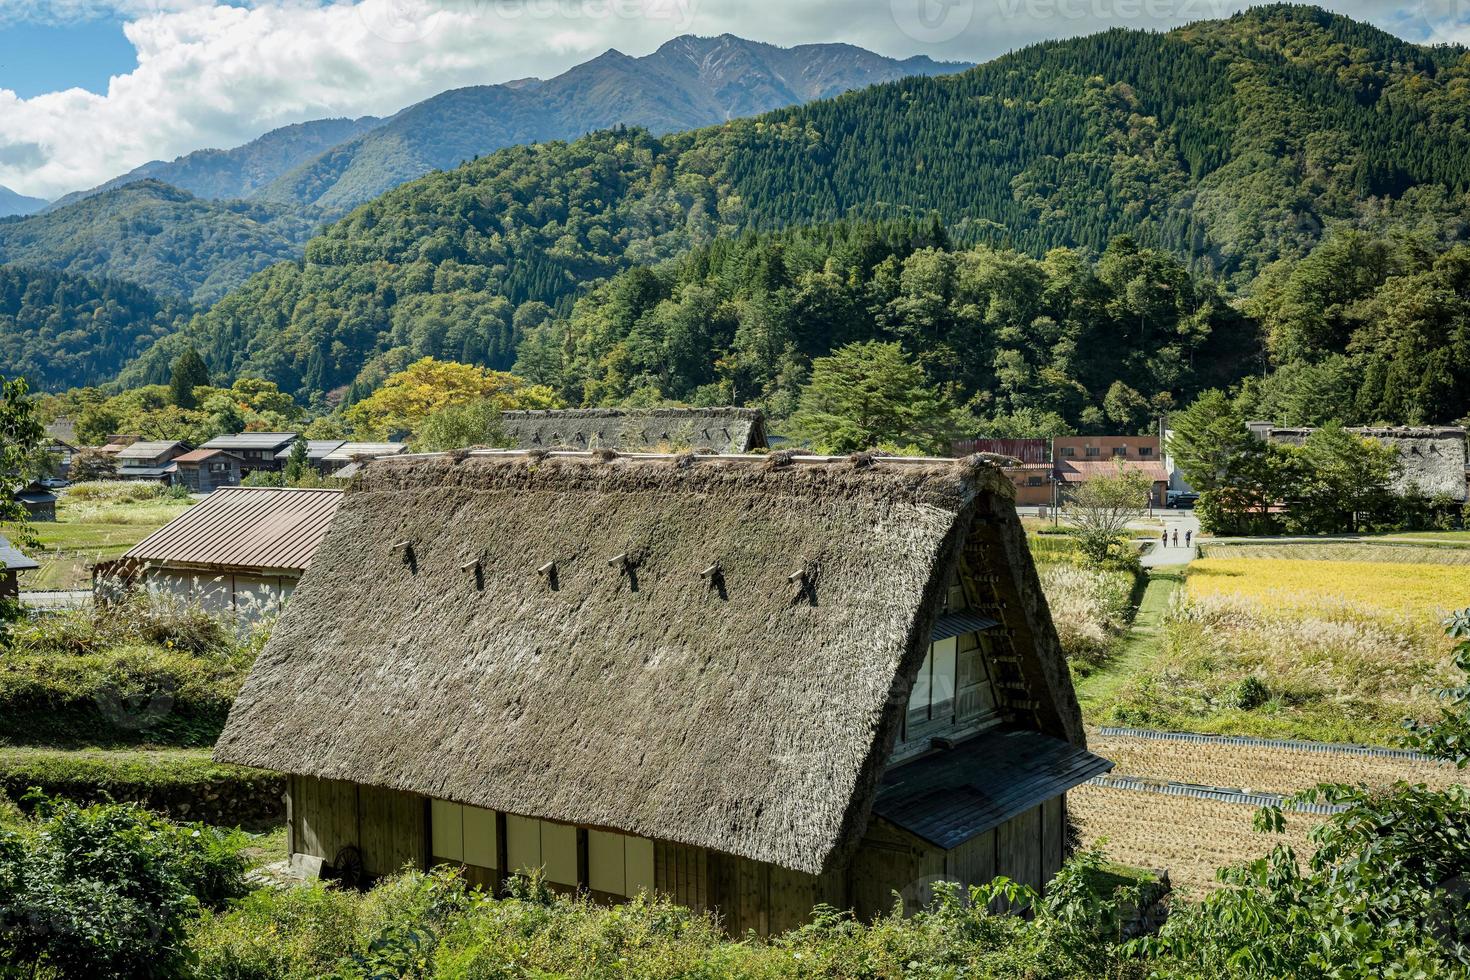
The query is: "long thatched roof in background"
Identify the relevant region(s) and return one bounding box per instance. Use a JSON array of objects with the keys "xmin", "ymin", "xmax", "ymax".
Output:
[
  {"xmin": 497, "ymin": 408, "xmax": 766, "ymax": 453},
  {"xmin": 216, "ymin": 451, "xmax": 1079, "ymax": 875},
  {"xmin": 1263, "ymin": 425, "xmax": 1468, "ymax": 501}
]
